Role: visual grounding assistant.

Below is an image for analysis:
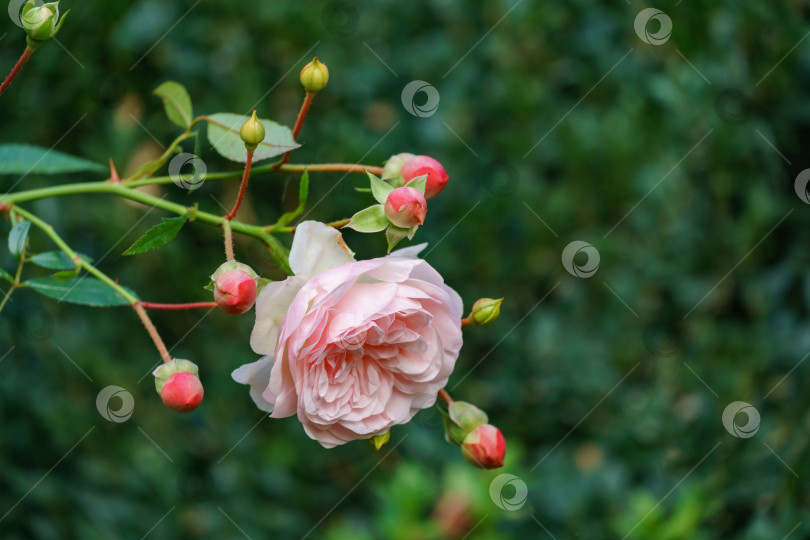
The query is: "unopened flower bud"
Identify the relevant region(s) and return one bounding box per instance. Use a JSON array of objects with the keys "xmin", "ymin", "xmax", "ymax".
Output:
[
  {"xmin": 444, "ymin": 401, "xmax": 488, "ymax": 445},
  {"xmin": 469, "ymin": 298, "xmax": 504, "ymax": 325},
  {"xmin": 211, "ymin": 261, "xmax": 259, "ymax": 315},
  {"xmin": 300, "ymin": 57, "xmax": 329, "ymax": 94},
  {"xmin": 384, "ymin": 187, "xmax": 427, "ymax": 229},
  {"xmin": 381, "ymin": 153, "xmax": 415, "ymax": 186},
  {"xmin": 240, "ymin": 110, "xmax": 265, "ymax": 152},
  {"xmin": 461, "ymin": 424, "xmax": 506, "ymax": 469},
  {"xmin": 21, "ymin": 1, "xmax": 69, "ymax": 49},
  {"xmin": 153, "ymin": 359, "xmax": 204, "ymax": 413},
  {"xmin": 401, "ymin": 155, "xmax": 449, "ymax": 200}
]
